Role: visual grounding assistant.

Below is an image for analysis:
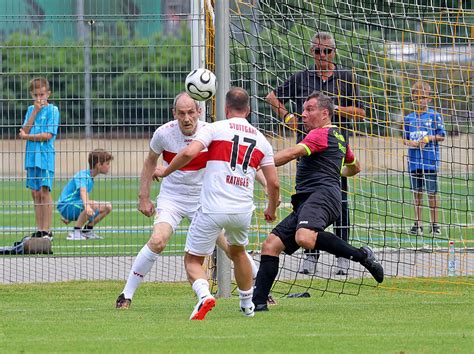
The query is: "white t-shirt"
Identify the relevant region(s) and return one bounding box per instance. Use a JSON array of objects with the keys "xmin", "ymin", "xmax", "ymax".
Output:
[
  {"xmin": 194, "ymin": 117, "xmax": 274, "ymax": 213},
  {"xmin": 150, "ymin": 120, "xmax": 208, "ymax": 199}
]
